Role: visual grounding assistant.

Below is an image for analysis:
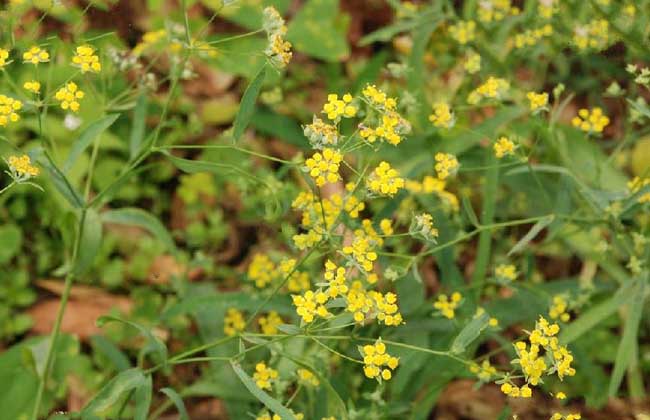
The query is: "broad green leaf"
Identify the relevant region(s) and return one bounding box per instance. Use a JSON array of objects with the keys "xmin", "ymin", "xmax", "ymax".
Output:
[
  {"xmin": 560, "ymin": 280, "xmax": 637, "ymax": 344},
  {"xmin": 81, "ymin": 368, "xmax": 146, "ymax": 419},
  {"xmin": 250, "ymin": 107, "xmax": 308, "ymax": 148},
  {"xmin": 0, "ymin": 224, "xmax": 22, "ymax": 264},
  {"xmin": 129, "ymin": 95, "xmax": 148, "ymax": 159},
  {"xmin": 160, "ymin": 387, "xmax": 190, "ymax": 420},
  {"xmin": 75, "ymin": 208, "xmax": 103, "ymax": 275},
  {"xmin": 609, "ymin": 280, "xmax": 645, "ymax": 396},
  {"xmin": 97, "ymin": 316, "xmax": 167, "ymax": 366},
  {"xmin": 63, "ymin": 114, "xmax": 120, "ymax": 173},
  {"xmin": 507, "ymin": 215, "xmax": 555, "ymax": 256},
  {"xmin": 286, "ymin": 0, "xmax": 349, "ymax": 62},
  {"xmin": 230, "ymin": 361, "xmax": 297, "ymax": 420},
  {"xmin": 450, "ymin": 312, "xmax": 489, "ymax": 354},
  {"xmin": 30, "ymin": 147, "xmax": 84, "ymax": 208},
  {"xmin": 233, "ymin": 65, "xmax": 267, "ymax": 142},
  {"xmin": 90, "ymin": 335, "xmax": 131, "ymax": 372},
  {"xmin": 134, "ymin": 375, "xmax": 152, "ymax": 420},
  {"xmin": 101, "ymin": 207, "xmax": 176, "ymax": 253}
]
